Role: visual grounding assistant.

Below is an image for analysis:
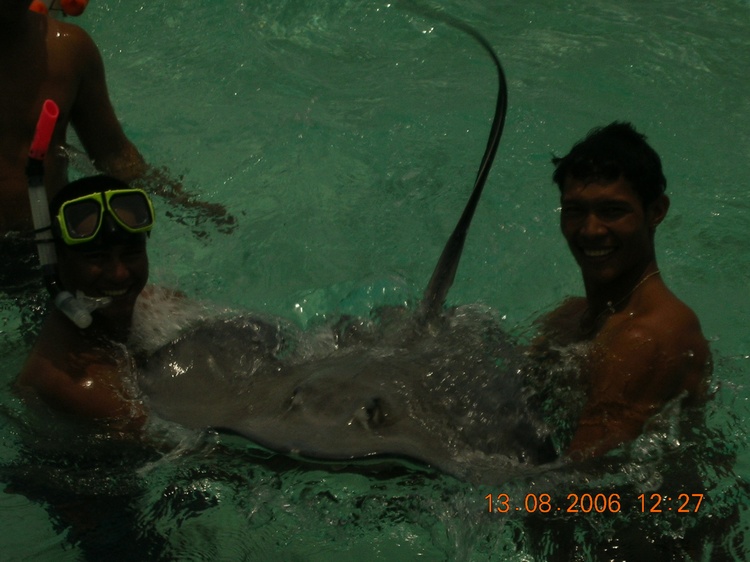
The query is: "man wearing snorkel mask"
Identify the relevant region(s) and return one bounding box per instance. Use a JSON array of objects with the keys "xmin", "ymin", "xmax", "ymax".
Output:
[{"xmin": 17, "ymin": 175, "xmax": 154, "ymax": 427}]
